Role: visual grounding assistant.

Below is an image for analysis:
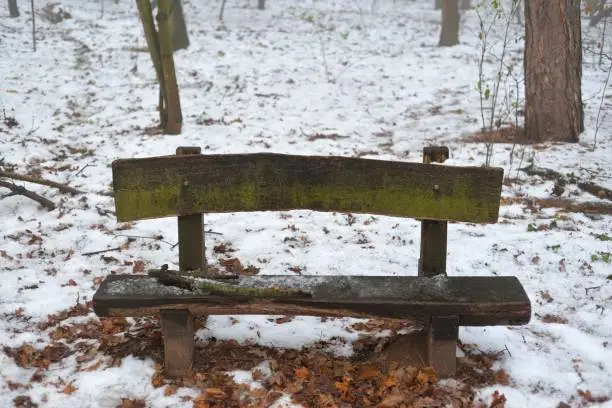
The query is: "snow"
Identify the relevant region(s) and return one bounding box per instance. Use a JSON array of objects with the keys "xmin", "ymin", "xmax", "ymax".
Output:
[{"xmin": 1, "ymin": 0, "xmax": 611, "ymax": 407}]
